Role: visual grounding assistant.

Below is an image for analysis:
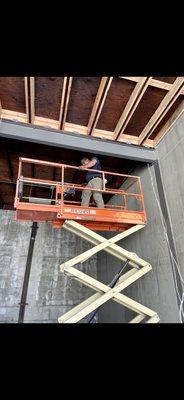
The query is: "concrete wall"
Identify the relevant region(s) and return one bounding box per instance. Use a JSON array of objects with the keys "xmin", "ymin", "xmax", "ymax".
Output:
[
  {"xmin": 97, "ymin": 163, "xmax": 180, "ymax": 323},
  {"xmin": 0, "ymin": 210, "xmax": 97, "ymax": 322},
  {"xmin": 156, "ymin": 112, "xmax": 184, "ymax": 291}
]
